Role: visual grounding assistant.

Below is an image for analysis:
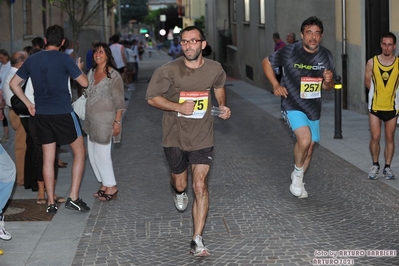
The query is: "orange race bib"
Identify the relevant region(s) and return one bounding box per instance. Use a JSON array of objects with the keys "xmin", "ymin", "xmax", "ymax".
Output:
[
  {"xmin": 300, "ymin": 77, "xmax": 323, "ymax": 99},
  {"xmin": 178, "ymin": 91, "xmax": 210, "ymax": 119}
]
